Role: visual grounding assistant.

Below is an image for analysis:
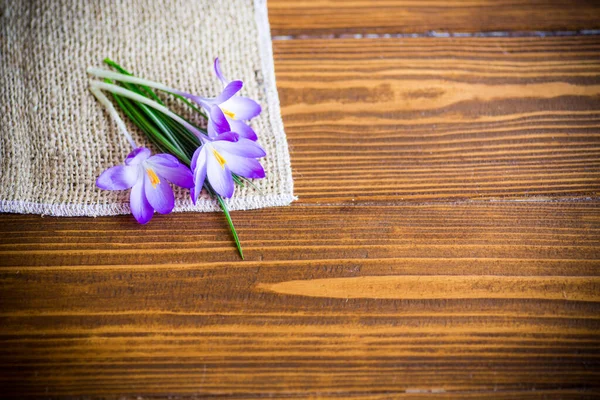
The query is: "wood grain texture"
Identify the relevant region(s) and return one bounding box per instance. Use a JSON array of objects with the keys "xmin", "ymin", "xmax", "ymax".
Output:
[
  {"xmin": 0, "ymin": 202, "xmax": 599, "ymax": 398},
  {"xmin": 268, "ymin": 0, "xmax": 600, "ymax": 37},
  {"xmin": 275, "ymin": 36, "xmax": 600, "ymax": 203},
  {"xmin": 2, "ymin": 7, "xmax": 600, "ymax": 399}
]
